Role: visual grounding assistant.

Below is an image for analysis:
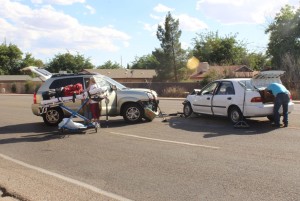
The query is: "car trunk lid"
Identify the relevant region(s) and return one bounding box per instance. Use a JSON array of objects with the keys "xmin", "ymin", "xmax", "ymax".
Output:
[
  {"xmin": 20, "ymin": 66, "xmax": 52, "ymax": 81},
  {"xmin": 251, "ymin": 70, "xmax": 285, "ymax": 89}
]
